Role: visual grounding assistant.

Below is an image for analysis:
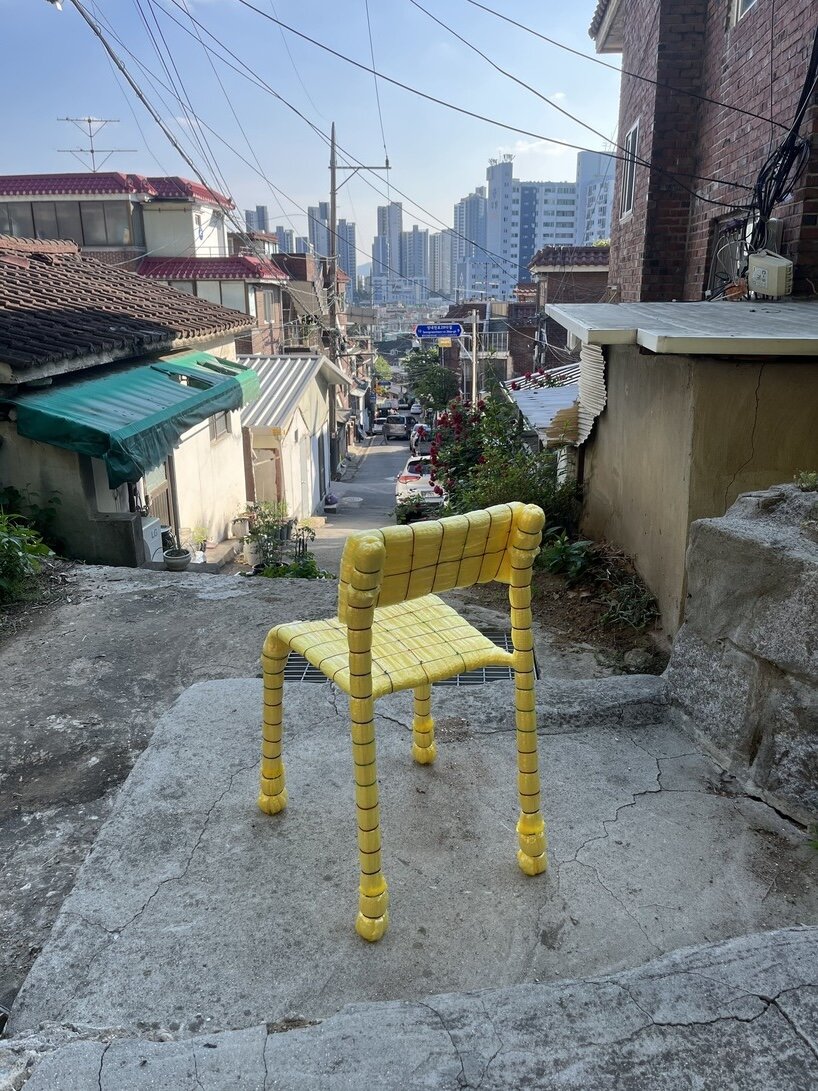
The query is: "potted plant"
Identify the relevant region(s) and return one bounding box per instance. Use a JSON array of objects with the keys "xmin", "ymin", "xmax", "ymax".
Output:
[
  {"xmin": 163, "ymin": 546, "xmax": 192, "ymax": 571},
  {"xmin": 244, "ymin": 501, "xmax": 294, "ymax": 567}
]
